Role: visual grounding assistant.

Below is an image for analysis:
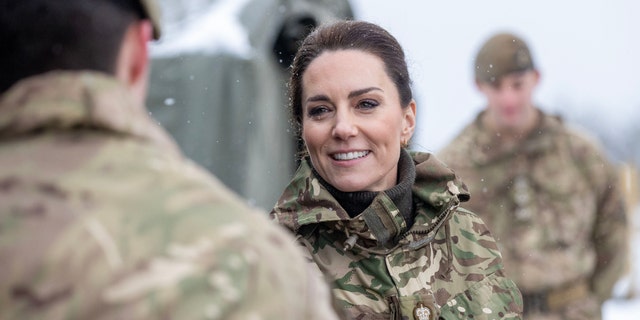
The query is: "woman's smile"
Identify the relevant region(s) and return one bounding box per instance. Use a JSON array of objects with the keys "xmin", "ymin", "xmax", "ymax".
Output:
[{"xmin": 330, "ymin": 150, "xmax": 370, "ymax": 161}]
